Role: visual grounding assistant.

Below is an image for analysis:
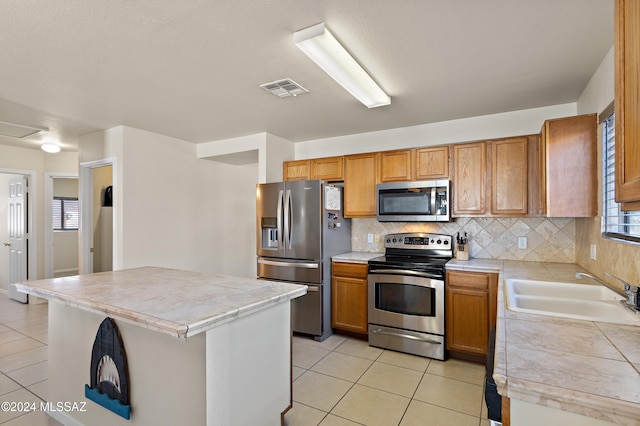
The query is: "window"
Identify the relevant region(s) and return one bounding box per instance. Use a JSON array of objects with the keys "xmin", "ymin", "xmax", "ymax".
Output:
[
  {"xmin": 53, "ymin": 197, "xmax": 79, "ymax": 231},
  {"xmin": 601, "ymin": 108, "xmax": 640, "ymax": 243}
]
